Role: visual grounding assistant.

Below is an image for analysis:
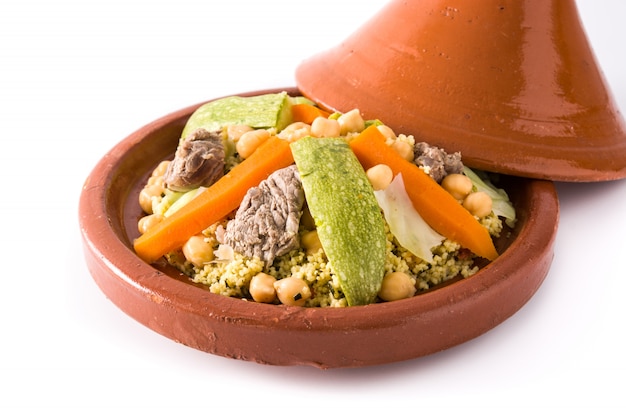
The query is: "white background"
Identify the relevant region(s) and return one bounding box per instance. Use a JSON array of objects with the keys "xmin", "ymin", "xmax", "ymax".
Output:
[{"xmin": 2, "ymin": 0, "xmax": 625, "ymax": 414}]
